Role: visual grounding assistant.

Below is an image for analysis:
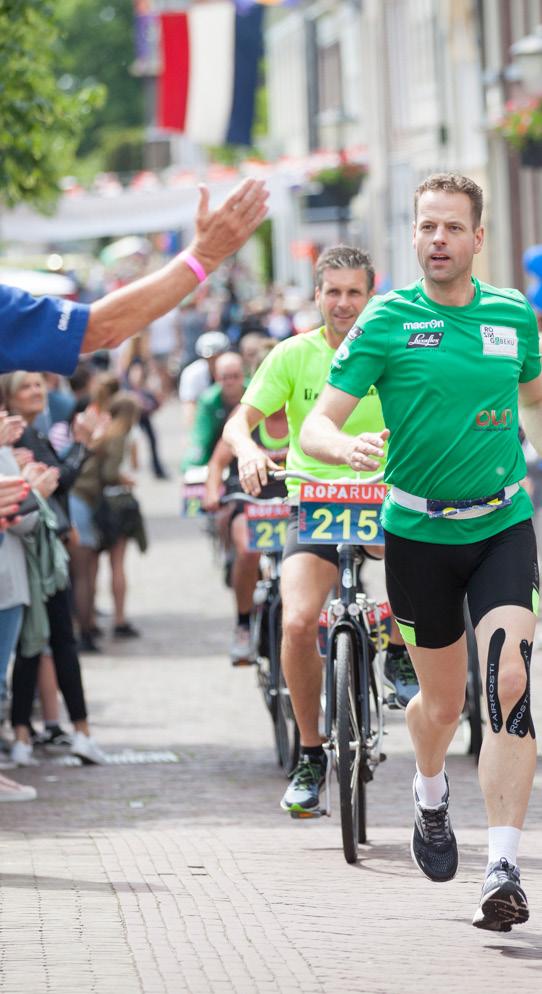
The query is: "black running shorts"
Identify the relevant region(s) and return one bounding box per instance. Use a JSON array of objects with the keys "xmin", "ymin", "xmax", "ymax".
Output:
[{"xmin": 384, "ymin": 519, "xmax": 538, "ymax": 649}]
